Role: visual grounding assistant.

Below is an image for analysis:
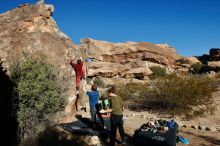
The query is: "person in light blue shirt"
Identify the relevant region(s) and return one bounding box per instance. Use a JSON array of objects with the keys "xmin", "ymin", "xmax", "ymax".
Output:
[{"xmin": 86, "ymin": 84, "xmax": 105, "ymax": 129}]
